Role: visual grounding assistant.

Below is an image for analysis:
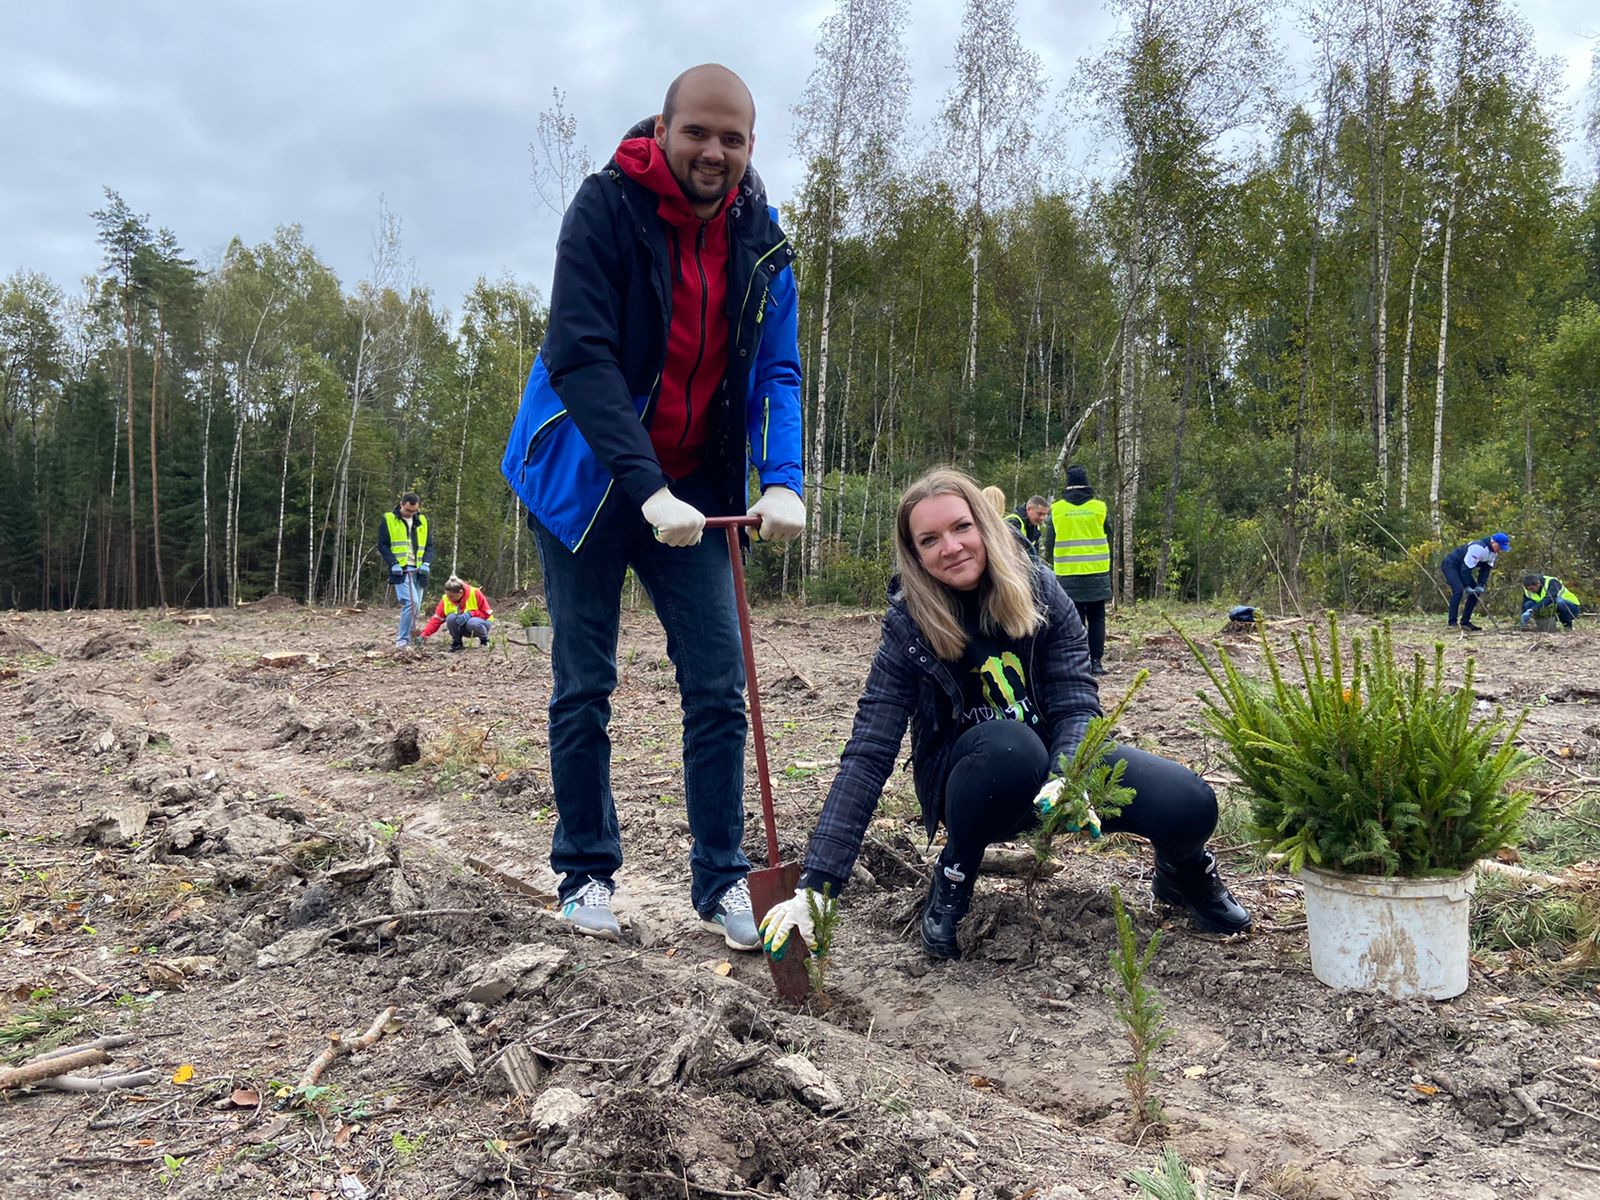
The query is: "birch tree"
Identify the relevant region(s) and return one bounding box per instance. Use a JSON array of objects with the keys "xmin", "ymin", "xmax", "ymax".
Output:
[
  {"xmin": 942, "ymin": 0, "xmax": 1043, "ymax": 440},
  {"xmin": 529, "ymin": 88, "xmax": 592, "ymax": 218},
  {"xmin": 92, "ymin": 190, "xmax": 154, "ymax": 607},
  {"xmin": 1083, "ymin": 0, "xmax": 1278, "ymax": 602},
  {"xmin": 792, "ymin": 0, "xmax": 910, "ymax": 576}
]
